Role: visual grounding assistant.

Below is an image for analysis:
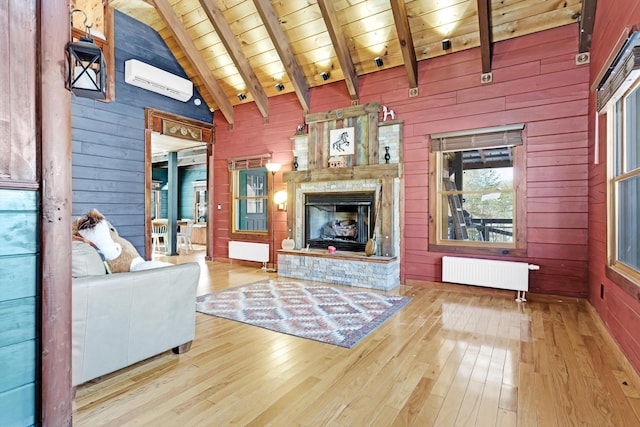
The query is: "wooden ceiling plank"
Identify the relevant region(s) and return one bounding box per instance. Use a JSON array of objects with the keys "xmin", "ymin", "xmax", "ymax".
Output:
[
  {"xmin": 390, "ymin": 0, "xmax": 418, "ymax": 89},
  {"xmin": 477, "ymin": 0, "xmax": 492, "ymax": 73},
  {"xmin": 579, "ymin": 0, "xmax": 597, "ymax": 53},
  {"xmin": 317, "ymin": 0, "xmax": 359, "ymax": 100},
  {"xmin": 253, "ymin": 0, "xmax": 310, "ymax": 113},
  {"xmin": 151, "ymin": 0, "xmax": 234, "ymax": 126},
  {"xmin": 198, "ymin": 0, "xmax": 269, "ymax": 119}
]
